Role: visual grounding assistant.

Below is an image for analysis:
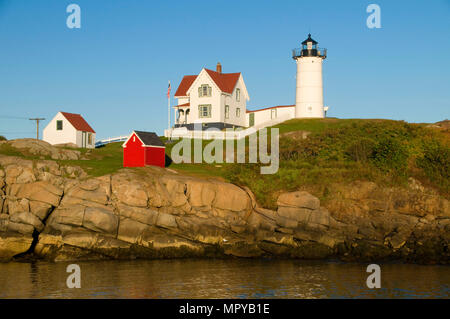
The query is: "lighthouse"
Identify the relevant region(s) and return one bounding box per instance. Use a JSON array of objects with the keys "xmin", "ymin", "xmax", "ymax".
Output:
[{"xmin": 292, "ymin": 34, "xmax": 327, "ymax": 118}]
